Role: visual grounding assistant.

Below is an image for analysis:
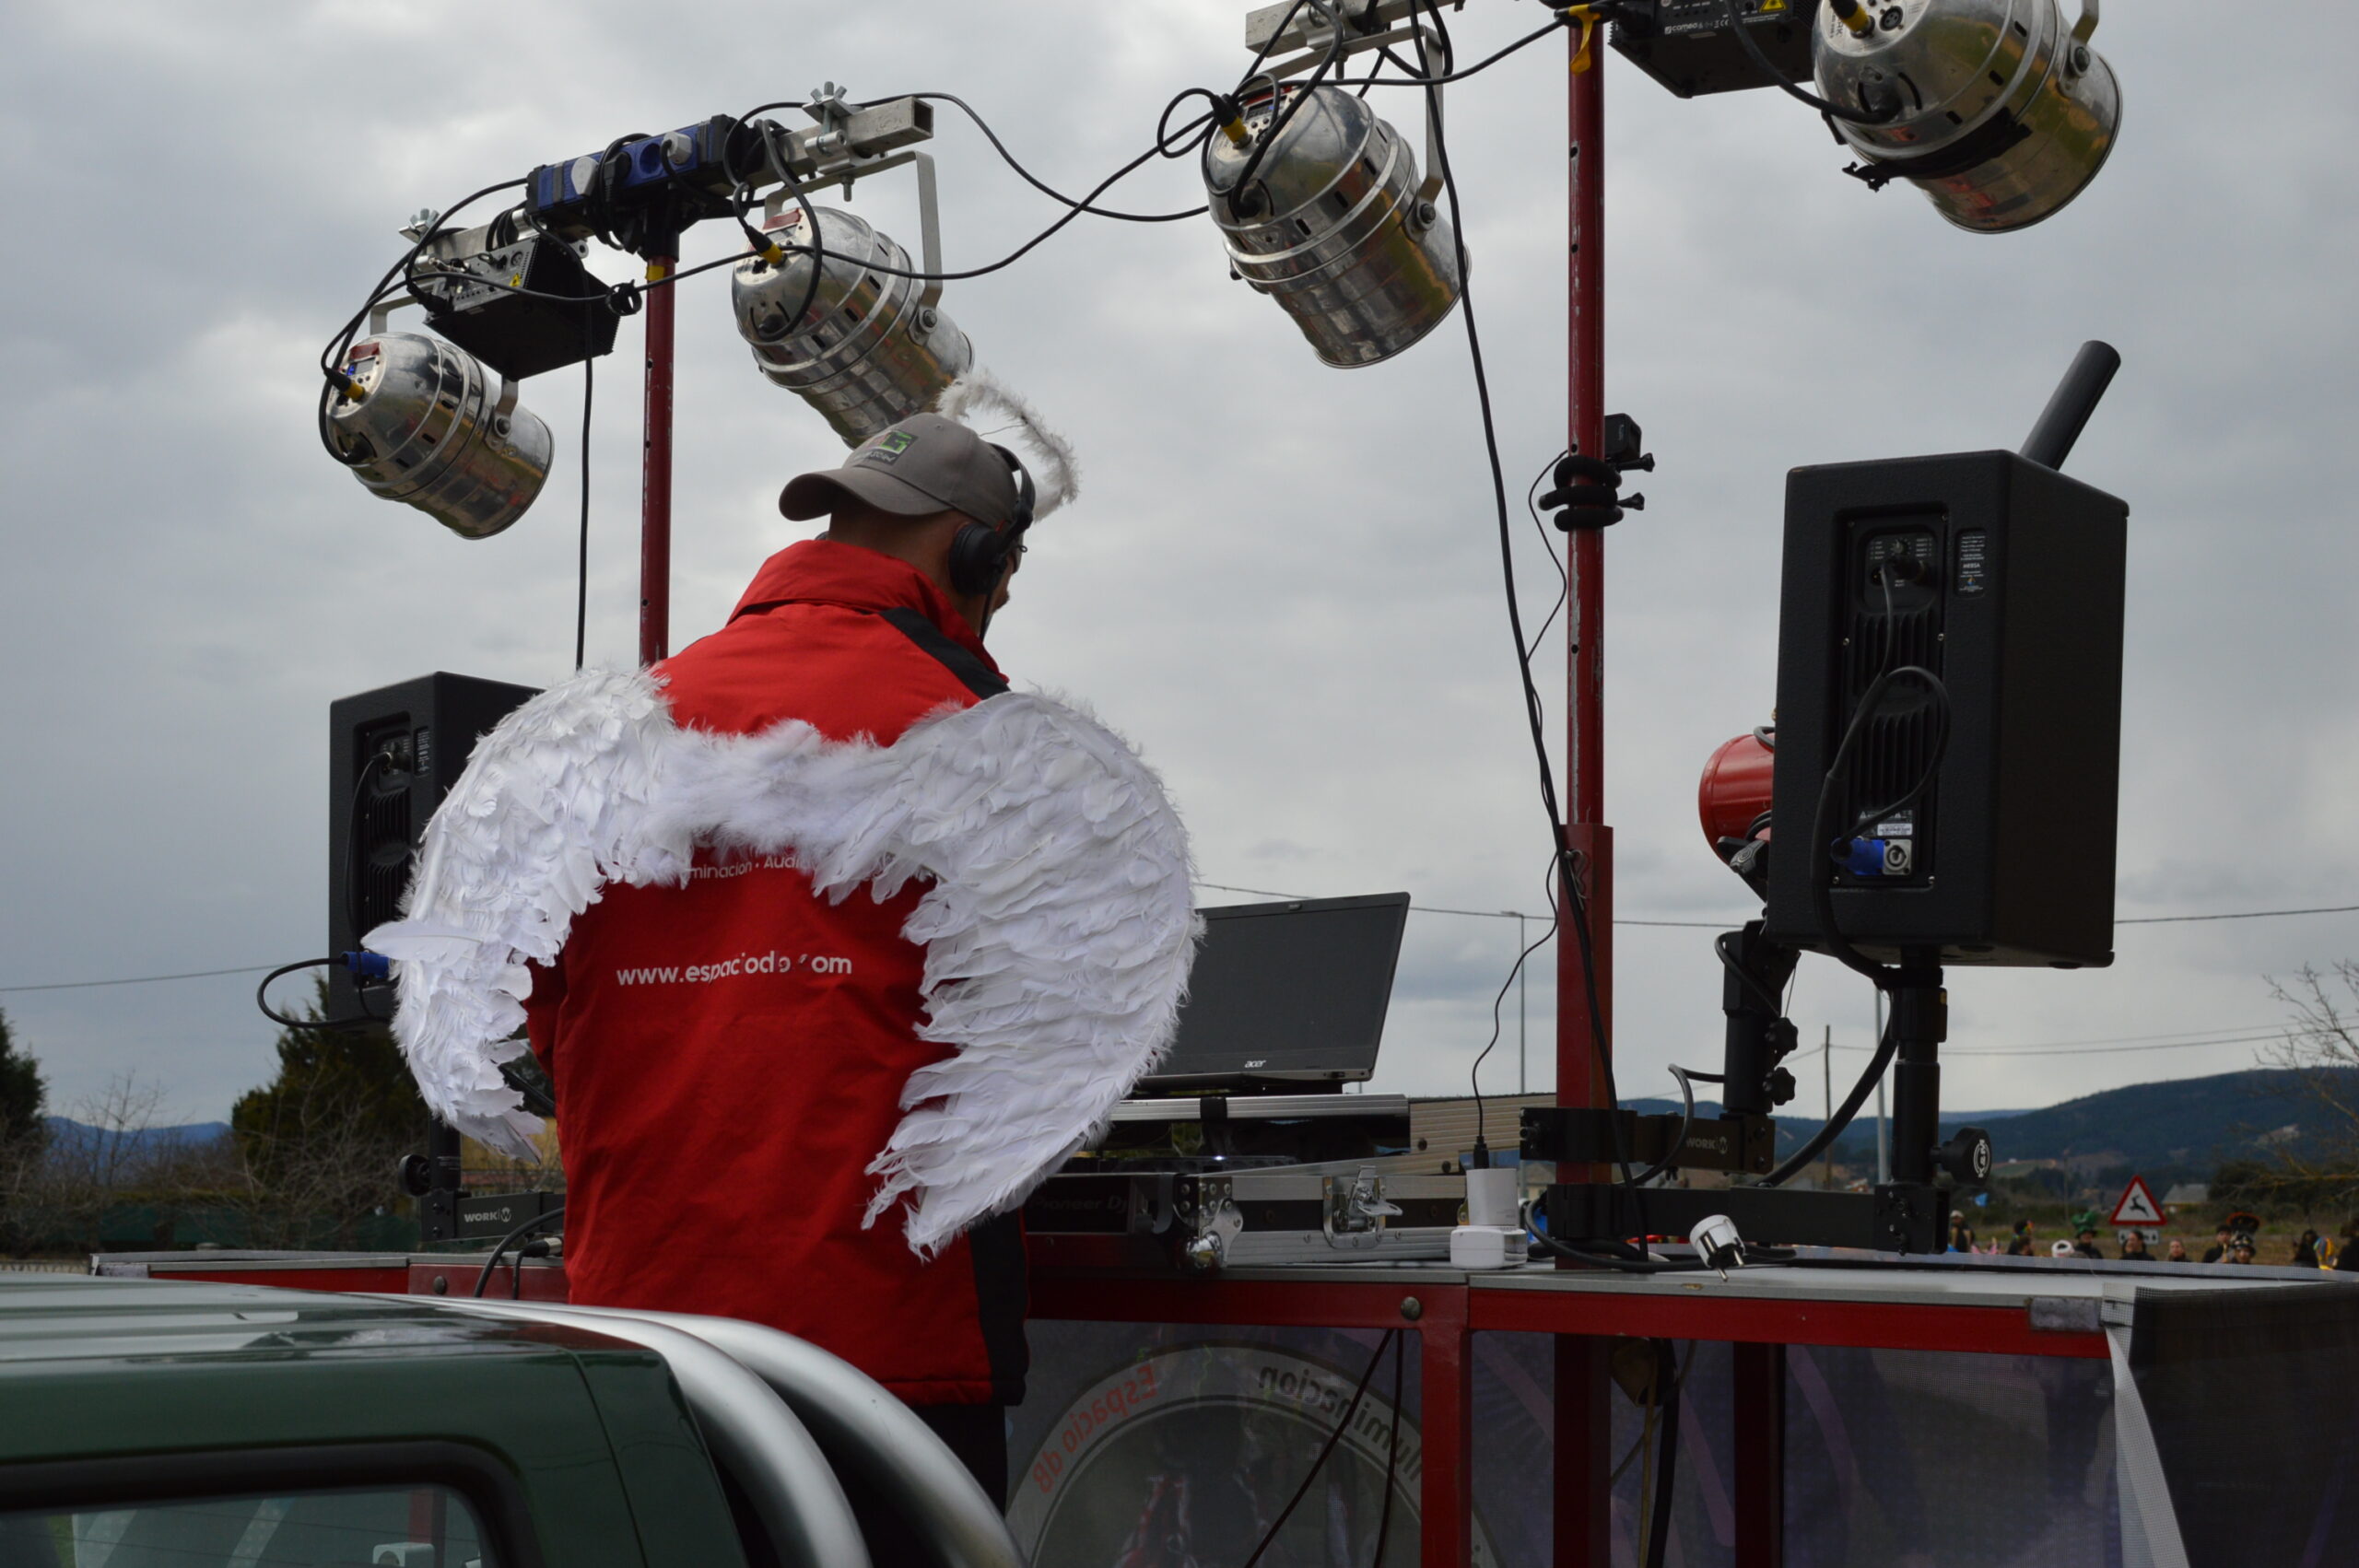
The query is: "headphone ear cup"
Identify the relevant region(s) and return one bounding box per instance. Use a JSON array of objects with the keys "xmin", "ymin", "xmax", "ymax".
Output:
[
  {"xmin": 992, "ymin": 443, "xmax": 1037, "ymax": 532},
  {"xmin": 947, "ymin": 521, "xmax": 1008, "ymax": 599}
]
